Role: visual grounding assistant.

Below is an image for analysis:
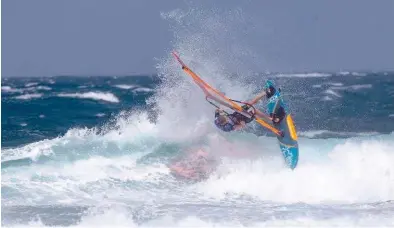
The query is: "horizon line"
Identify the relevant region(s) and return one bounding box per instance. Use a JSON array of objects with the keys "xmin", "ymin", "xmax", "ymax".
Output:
[{"xmin": 2, "ymin": 70, "xmax": 394, "ymax": 78}]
